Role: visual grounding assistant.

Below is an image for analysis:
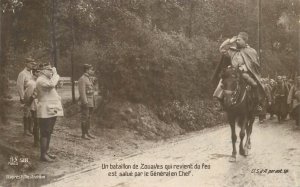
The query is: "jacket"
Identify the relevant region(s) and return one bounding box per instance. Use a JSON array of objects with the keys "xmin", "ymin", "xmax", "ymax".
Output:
[
  {"xmin": 24, "ymin": 79, "xmax": 37, "ymax": 111},
  {"xmin": 78, "ymin": 73, "xmax": 95, "ymax": 108},
  {"xmin": 215, "ymin": 39, "xmax": 265, "ymax": 96},
  {"xmin": 36, "ymin": 73, "xmax": 64, "ymax": 118},
  {"xmin": 16, "ymin": 68, "xmax": 32, "ymax": 100},
  {"xmin": 287, "ymin": 86, "xmax": 300, "ymax": 109}
]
